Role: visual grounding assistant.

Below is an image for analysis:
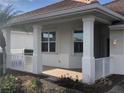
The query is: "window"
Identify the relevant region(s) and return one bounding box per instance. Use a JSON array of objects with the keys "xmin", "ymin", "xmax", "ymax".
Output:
[
  {"xmin": 41, "ymin": 32, "xmax": 56, "ymax": 52},
  {"xmin": 73, "ymin": 31, "xmax": 83, "ymax": 53}
]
